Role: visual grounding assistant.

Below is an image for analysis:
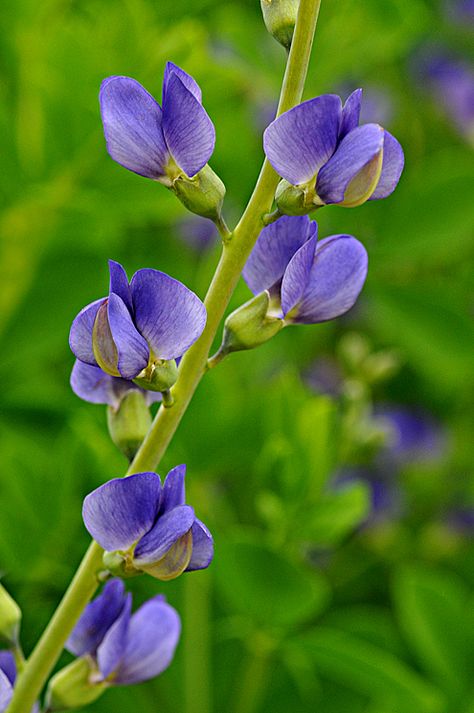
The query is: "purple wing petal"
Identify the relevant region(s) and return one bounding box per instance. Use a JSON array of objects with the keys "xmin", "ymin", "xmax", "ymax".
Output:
[
  {"xmin": 114, "ymin": 597, "xmax": 181, "ymax": 685},
  {"xmin": 316, "ymin": 123, "xmax": 384, "ymax": 205},
  {"xmin": 97, "ymin": 593, "xmax": 132, "ymax": 680},
  {"xmin": 243, "ymin": 216, "xmax": 316, "ymax": 295},
  {"xmin": 161, "ymin": 465, "xmax": 186, "ymax": 513},
  {"xmin": 0, "ymin": 652, "xmax": 16, "ymax": 686},
  {"xmin": 69, "ymin": 298, "xmax": 106, "ymax": 366},
  {"xmin": 130, "ymin": 269, "xmax": 207, "ymax": 360},
  {"xmin": 82, "ymin": 472, "xmax": 162, "ymax": 552},
  {"xmin": 163, "ymin": 62, "xmax": 202, "ymax": 103},
  {"xmin": 109, "ymin": 260, "xmax": 132, "ymax": 313},
  {"xmin": 186, "ymin": 519, "xmax": 214, "ymax": 571},
  {"xmin": 340, "ymin": 88, "xmax": 362, "ymax": 139},
  {"xmin": 107, "ymin": 293, "xmax": 149, "ymax": 379},
  {"xmin": 369, "ymin": 130, "xmax": 405, "ymax": 200},
  {"xmin": 0, "ymin": 670, "xmax": 12, "ymax": 711},
  {"xmin": 281, "ymin": 233, "xmax": 318, "ymax": 316},
  {"xmin": 133, "ymin": 505, "xmax": 195, "ymax": 565},
  {"xmin": 66, "ymin": 579, "xmax": 127, "ymax": 657},
  {"xmin": 263, "ymin": 95, "xmax": 342, "ymax": 185},
  {"xmin": 290, "ymin": 235, "xmax": 368, "ymax": 324},
  {"xmin": 162, "ymin": 73, "xmax": 215, "ymax": 177},
  {"xmin": 100, "ymin": 76, "xmax": 169, "ymax": 179},
  {"xmin": 70, "ymin": 360, "xmax": 118, "ymax": 407}
]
